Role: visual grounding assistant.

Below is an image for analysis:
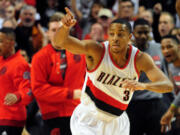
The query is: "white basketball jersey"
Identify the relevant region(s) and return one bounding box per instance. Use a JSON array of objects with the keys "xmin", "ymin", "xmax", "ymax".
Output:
[{"xmin": 81, "ymin": 41, "xmax": 139, "ymax": 119}]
